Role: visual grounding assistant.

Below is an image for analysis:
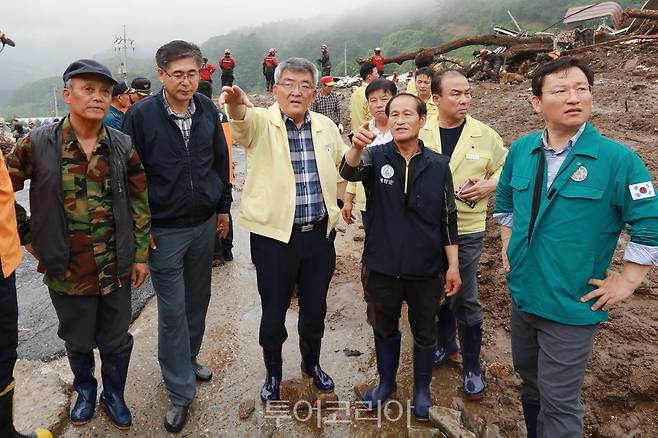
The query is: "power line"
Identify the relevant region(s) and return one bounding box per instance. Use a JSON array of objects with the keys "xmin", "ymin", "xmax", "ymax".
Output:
[{"xmin": 113, "ymin": 25, "xmax": 135, "ymax": 81}]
